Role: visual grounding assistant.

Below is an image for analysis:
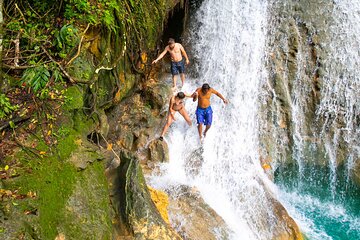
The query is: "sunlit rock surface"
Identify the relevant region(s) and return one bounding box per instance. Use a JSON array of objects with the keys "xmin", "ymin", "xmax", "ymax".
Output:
[{"xmin": 166, "ymin": 185, "xmax": 231, "ymax": 240}]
